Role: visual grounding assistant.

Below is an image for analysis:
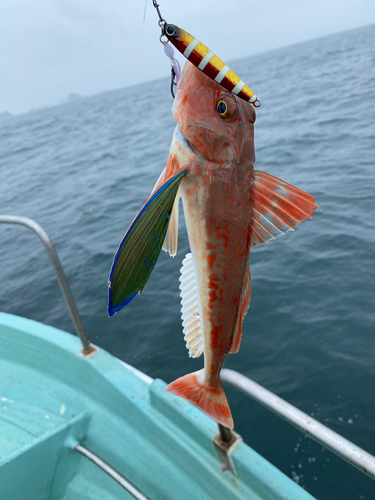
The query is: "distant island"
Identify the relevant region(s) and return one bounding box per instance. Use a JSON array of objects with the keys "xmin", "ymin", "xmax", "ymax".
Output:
[
  {"xmin": 0, "ymin": 111, "xmax": 13, "ymax": 121},
  {"xmin": 67, "ymin": 93, "xmax": 82, "ymax": 102},
  {"xmin": 60, "ymin": 93, "xmax": 83, "ymax": 105}
]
